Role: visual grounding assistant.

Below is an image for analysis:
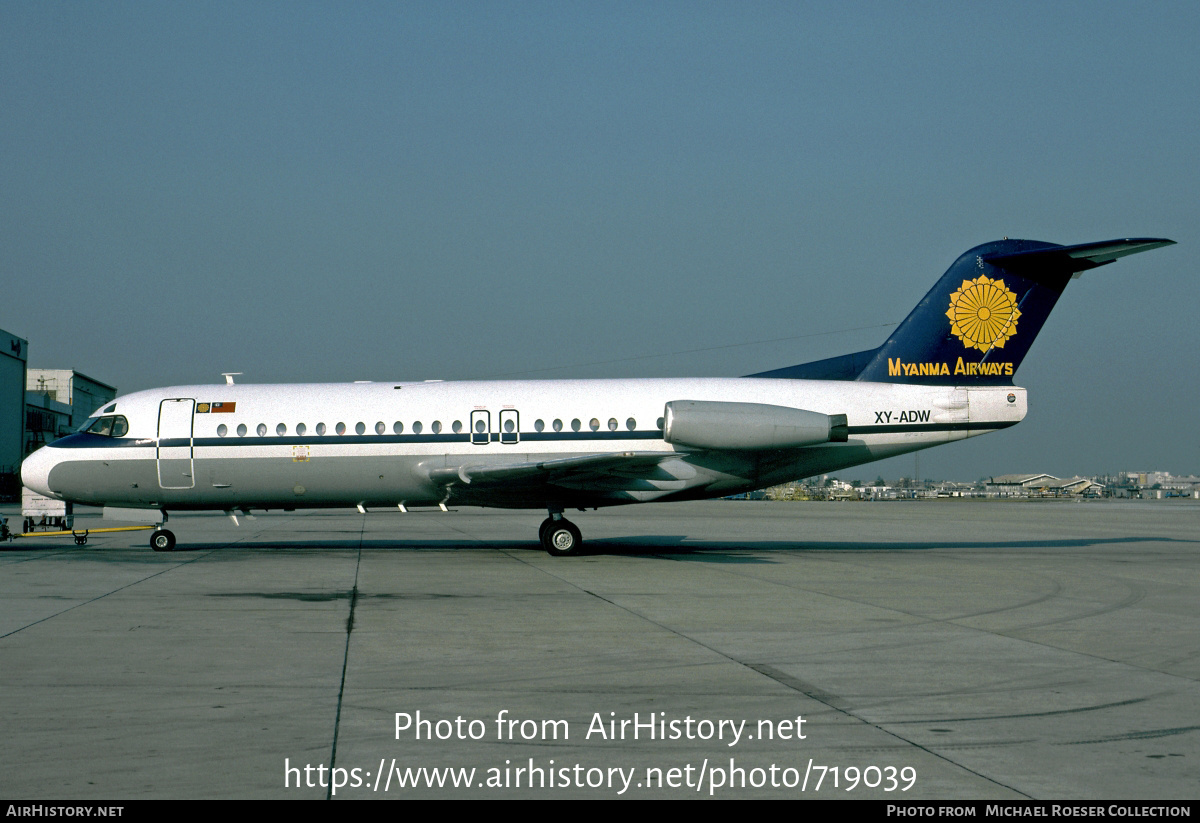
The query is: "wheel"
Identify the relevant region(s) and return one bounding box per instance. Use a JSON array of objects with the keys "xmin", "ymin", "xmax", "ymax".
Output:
[
  {"xmin": 150, "ymin": 529, "xmax": 176, "ymax": 552},
  {"xmin": 541, "ymin": 519, "xmax": 582, "ymax": 557},
  {"xmin": 538, "ymin": 517, "xmax": 554, "ymax": 545}
]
